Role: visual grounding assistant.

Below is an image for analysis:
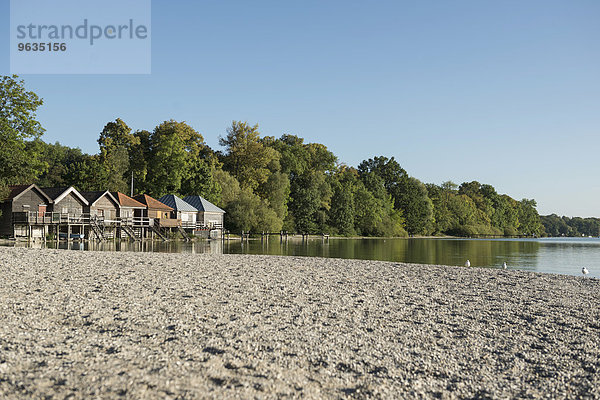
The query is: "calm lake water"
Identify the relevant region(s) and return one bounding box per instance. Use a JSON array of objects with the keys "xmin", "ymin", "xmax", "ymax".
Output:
[{"xmin": 6, "ymin": 237, "xmax": 600, "ymax": 278}]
